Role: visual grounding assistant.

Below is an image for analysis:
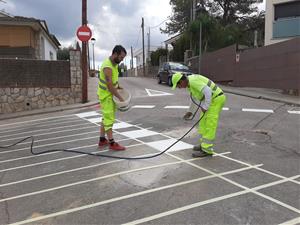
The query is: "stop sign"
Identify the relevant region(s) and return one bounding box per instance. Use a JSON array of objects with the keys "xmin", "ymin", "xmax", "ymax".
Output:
[{"xmin": 76, "ymin": 25, "xmax": 92, "ymax": 42}]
